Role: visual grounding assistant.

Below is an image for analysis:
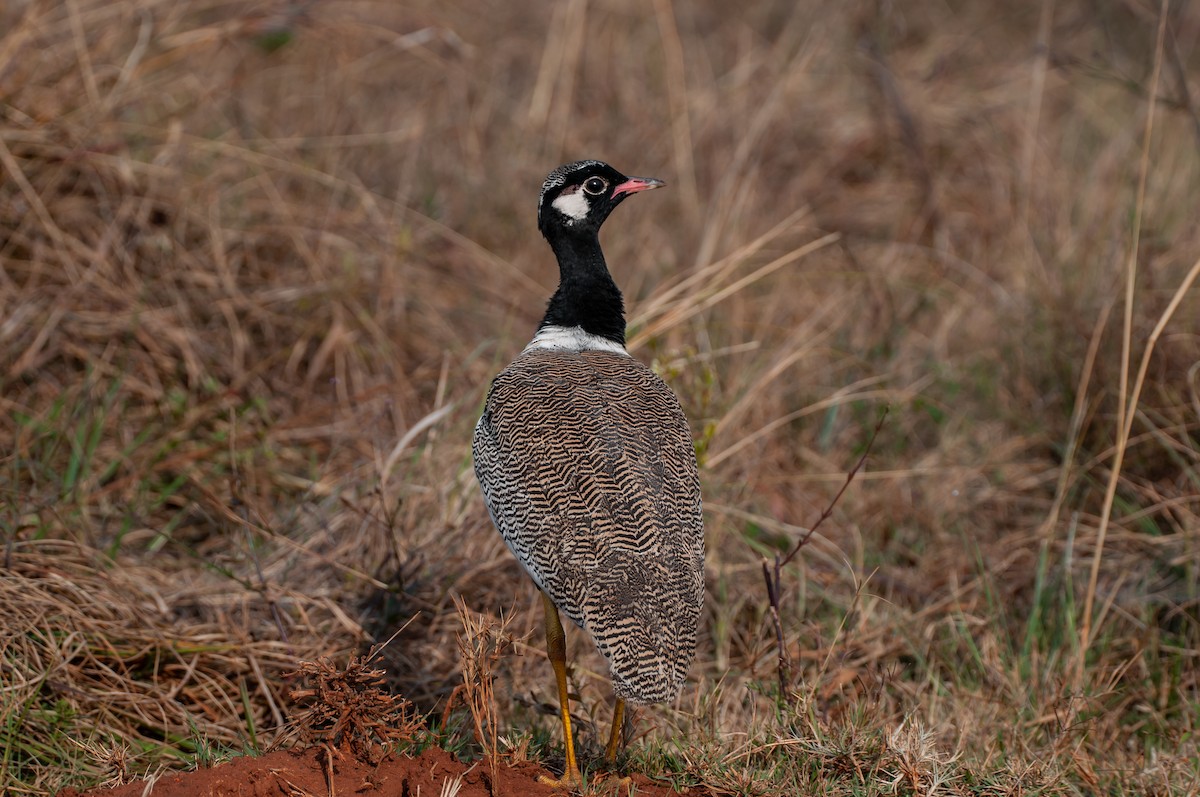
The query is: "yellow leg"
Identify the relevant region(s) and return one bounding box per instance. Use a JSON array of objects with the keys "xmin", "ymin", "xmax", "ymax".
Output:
[
  {"xmin": 538, "ymin": 592, "xmax": 583, "ymax": 789},
  {"xmin": 597, "ymin": 699, "xmax": 633, "ymax": 791},
  {"xmin": 604, "ymin": 698, "xmax": 626, "ymax": 763}
]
